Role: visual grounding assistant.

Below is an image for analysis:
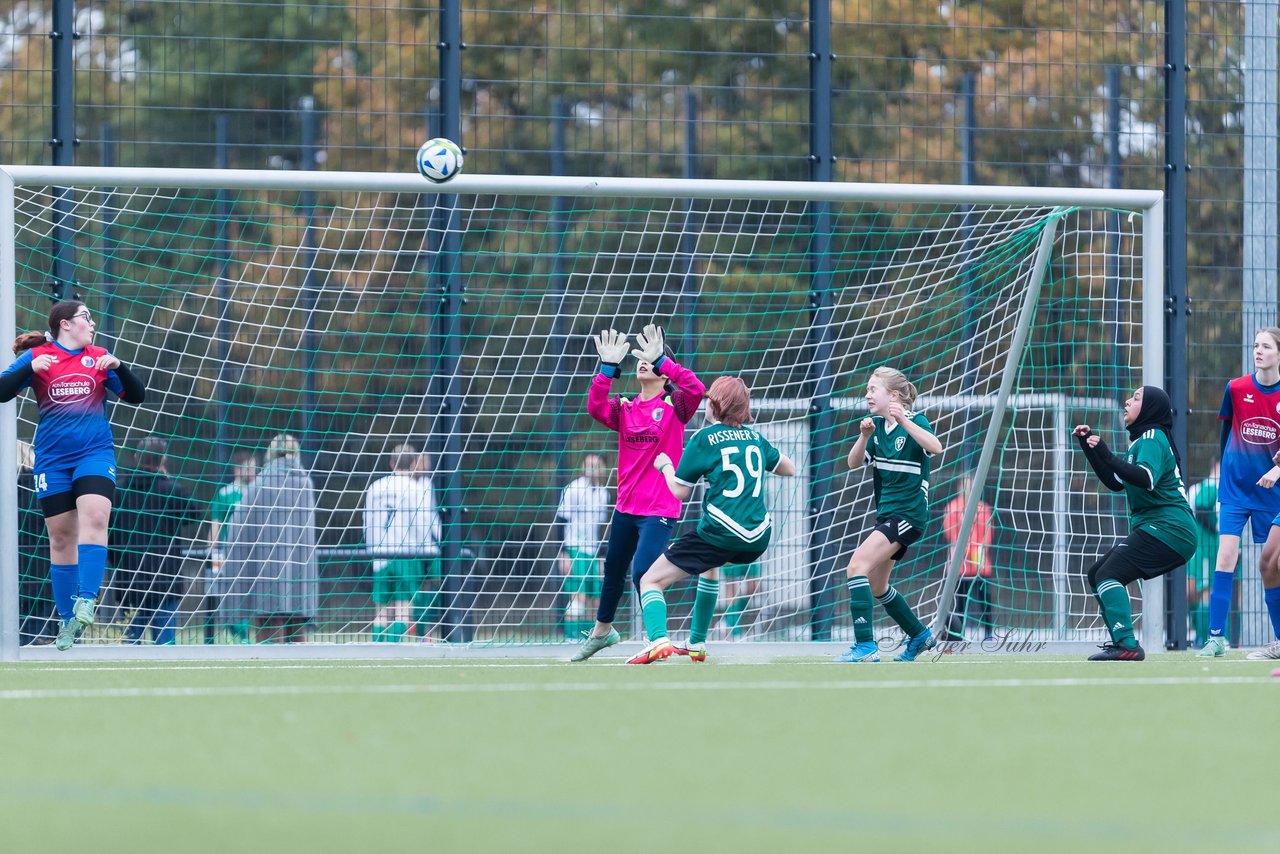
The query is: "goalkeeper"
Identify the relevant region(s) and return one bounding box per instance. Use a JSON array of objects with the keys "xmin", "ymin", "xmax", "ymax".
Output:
[
  {"xmin": 627, "ymin": 376, "xmax": 795, "ymax": 664},
  {"xmin": 0, "ymin": 300, "xmax": 147, "ymax": 651},
  {"xmin": 1074, "ymin": 386, "xmax": 1196, "ymax": 660},
  {"xmin": 569, "ymin": 324, "xmax": 705, "ymax": 661}
]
